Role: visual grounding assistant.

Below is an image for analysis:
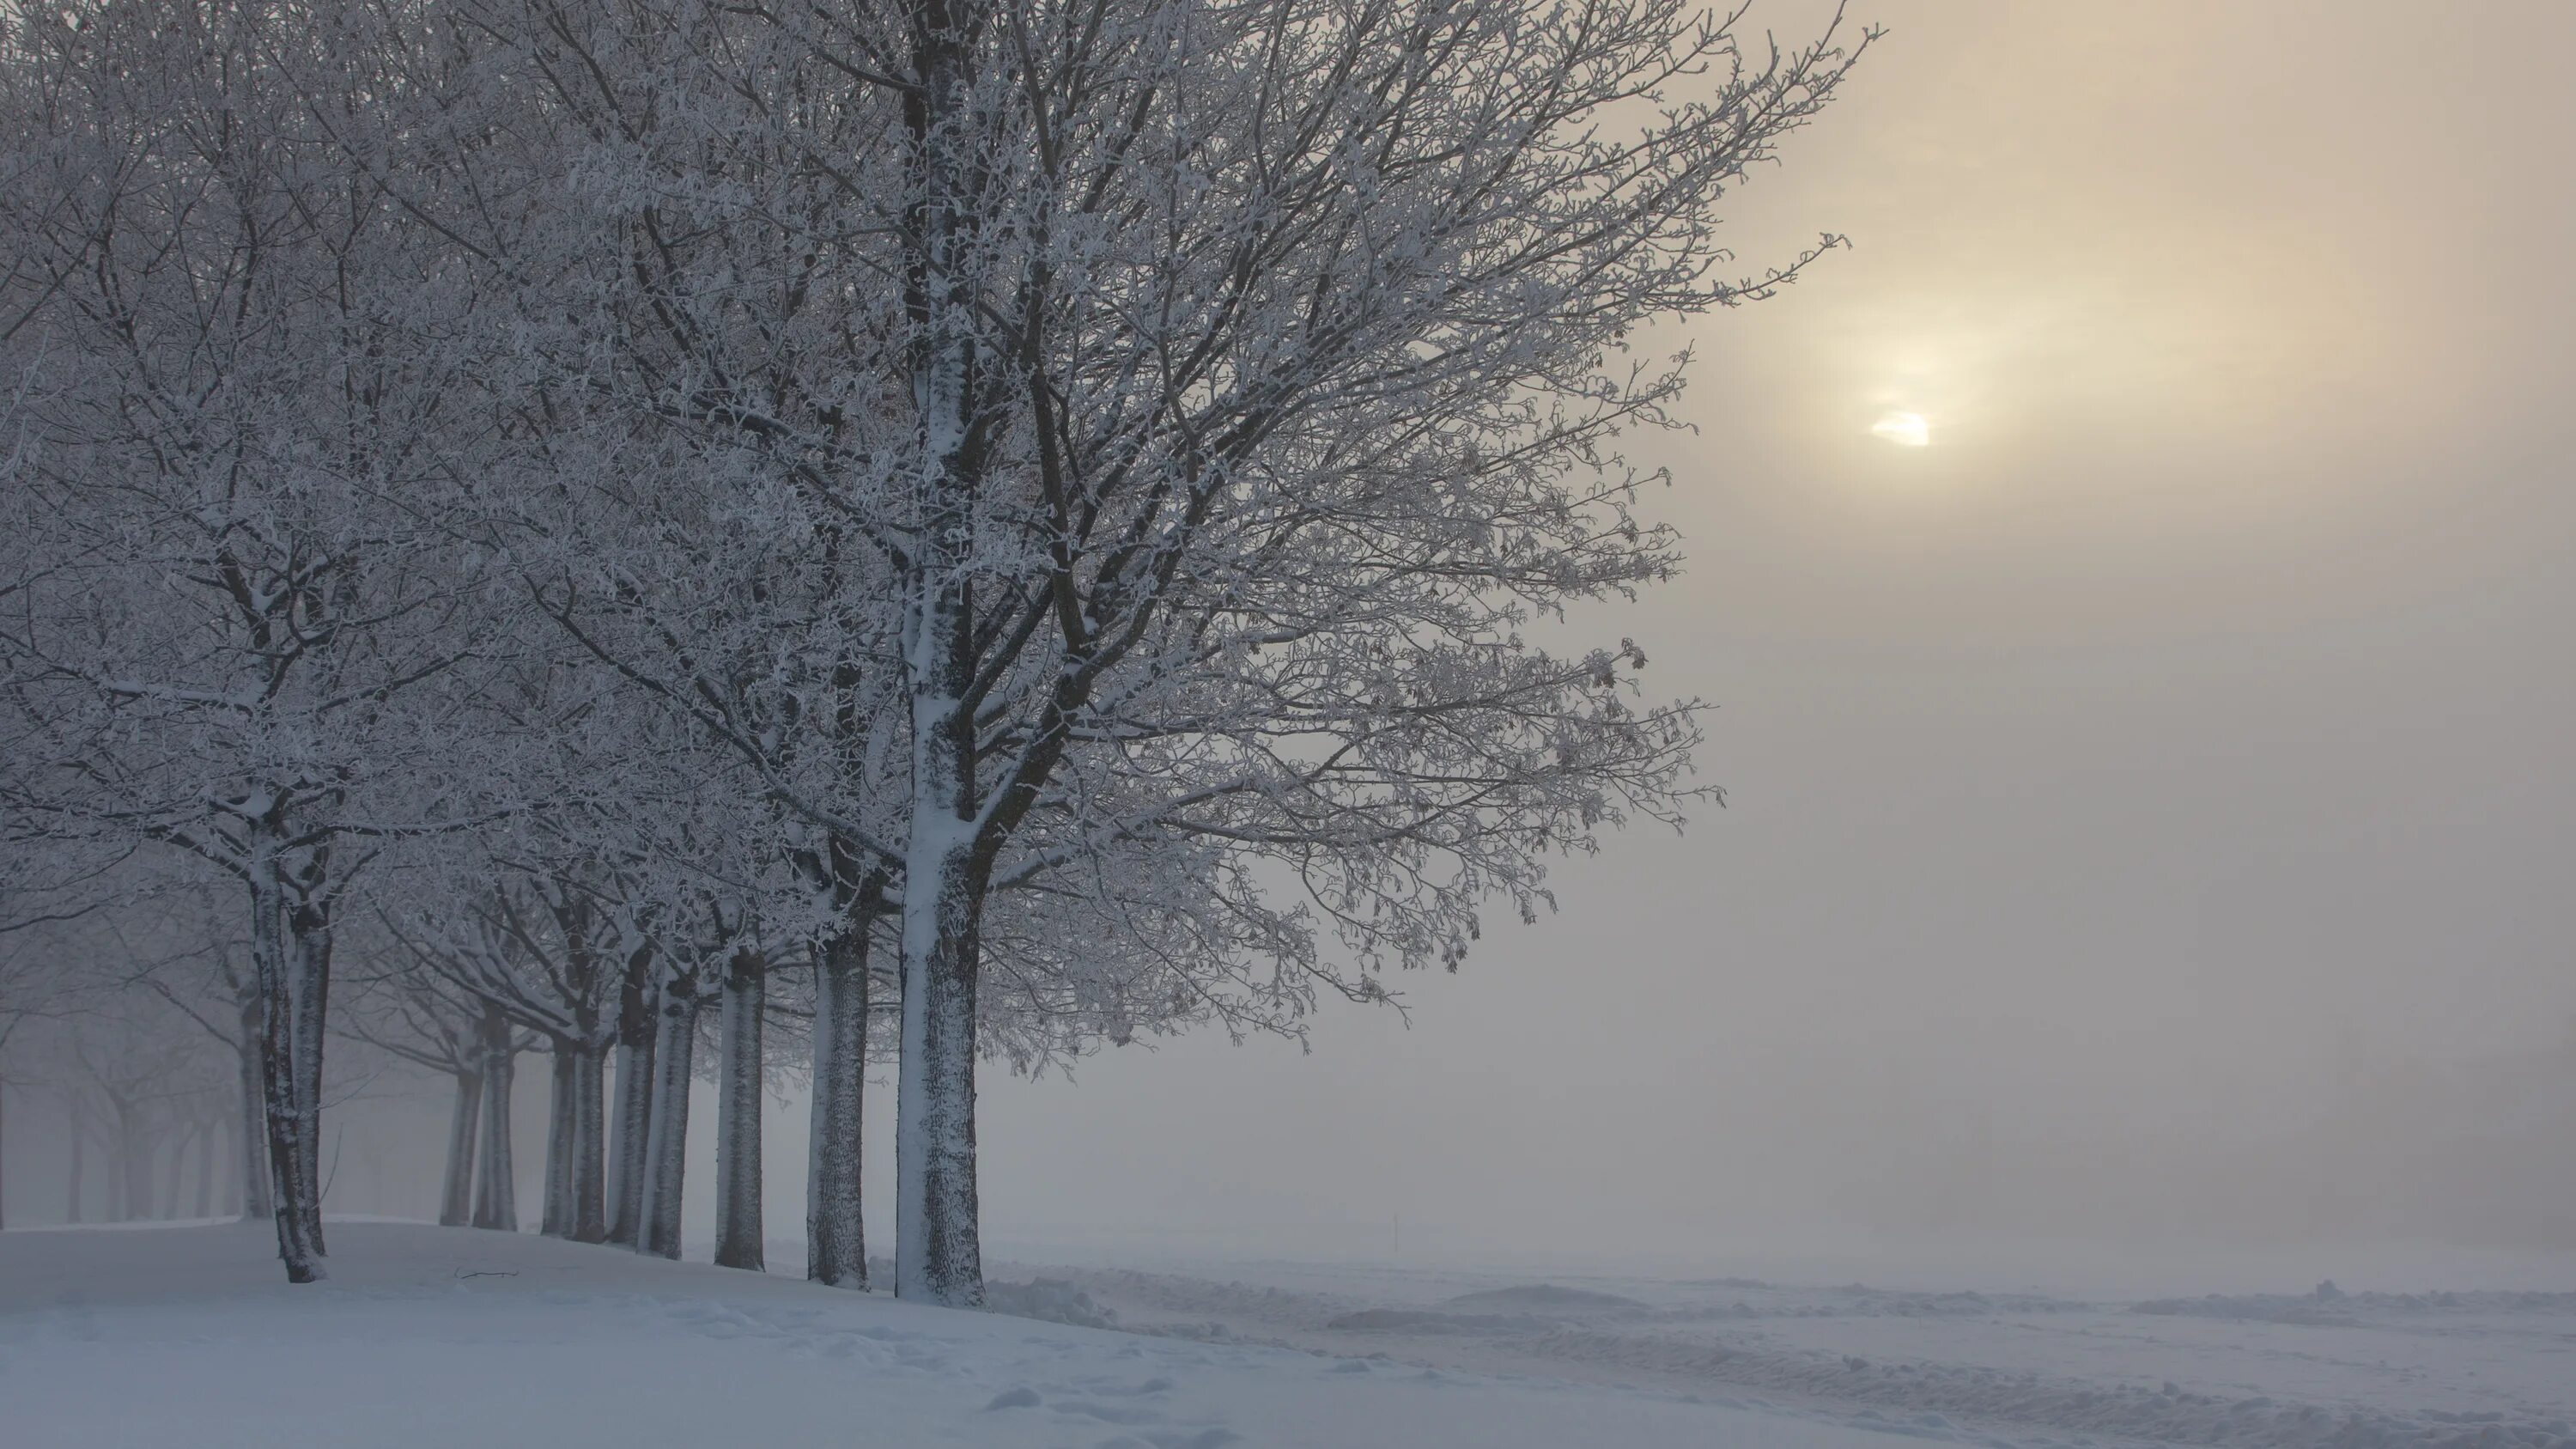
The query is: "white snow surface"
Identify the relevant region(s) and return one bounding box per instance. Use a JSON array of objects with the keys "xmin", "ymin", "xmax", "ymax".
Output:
[
  {"xmin": 994, "ymin": 1255, "xmax": 2576, "ymax": 1449},
  {"xmin": 5, "ymin": 1221, "xmax": 2573, "ymax": 1449},
  {"xmin": 0, "ymin": 1221, "xmax": 1899, "ymax": 1448}
]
